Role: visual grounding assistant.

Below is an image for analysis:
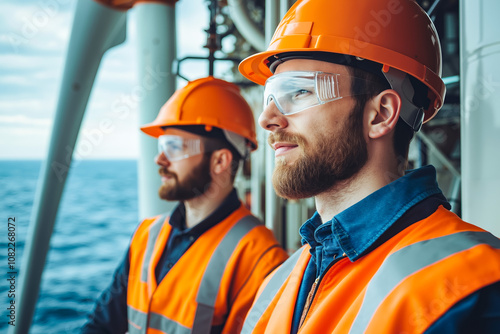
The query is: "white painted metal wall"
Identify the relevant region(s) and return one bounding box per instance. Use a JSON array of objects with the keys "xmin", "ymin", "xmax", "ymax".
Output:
[{"xmin": 460, "ymin": 0, "xmax": 500, "ymax": 236}]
